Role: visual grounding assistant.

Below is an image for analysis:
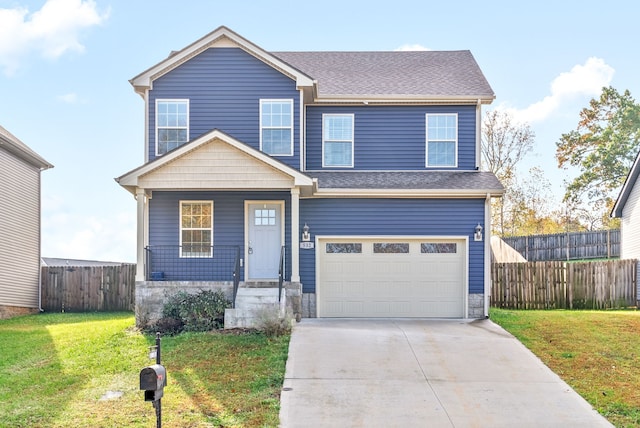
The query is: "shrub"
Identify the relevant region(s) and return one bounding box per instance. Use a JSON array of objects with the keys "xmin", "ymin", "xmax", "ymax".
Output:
[
  {"xmin": 152, "ymin": 289, "xmax": 231, "ymax": 334},
  {"xmin": 256, "ymin": 306, "xmax": 292, "ymax": 337}
]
